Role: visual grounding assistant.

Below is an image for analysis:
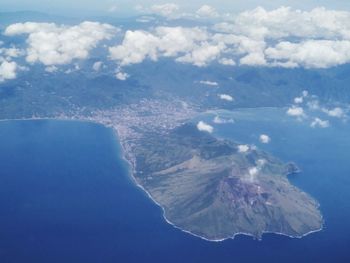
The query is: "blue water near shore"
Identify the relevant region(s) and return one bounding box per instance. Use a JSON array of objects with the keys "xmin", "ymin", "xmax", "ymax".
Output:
[{"xmin": 0, "ymin": 113, "xmax": 349, "ymax": 263}]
